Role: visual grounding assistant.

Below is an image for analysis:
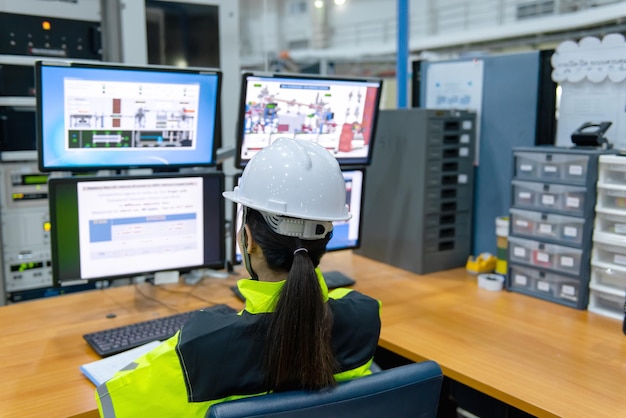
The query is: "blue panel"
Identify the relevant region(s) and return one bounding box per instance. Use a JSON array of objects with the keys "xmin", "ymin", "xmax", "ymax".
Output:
[
  {"xmin": 396, "ymin": 0, "xmax": 409, "ymax": 108},
  {"xmin": 421, "ymin": 52, "xmax": 540, "ymax": 255}
]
